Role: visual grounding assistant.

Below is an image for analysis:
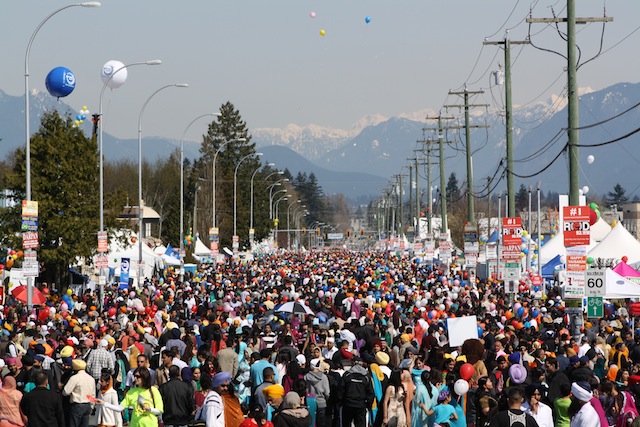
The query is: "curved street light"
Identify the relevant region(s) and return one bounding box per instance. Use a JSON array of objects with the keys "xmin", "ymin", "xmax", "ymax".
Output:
[
  {"xmin": 23, "ymin": 1, "xmax": 101, "ymax": 309},
  {"xmin": 179, "ymin": 112, "xmax": 220, "ymax": 281},
  {"xmin": 212, "ymin": 137, "xmax": 246, "ymax": 229},
  {"xmin": 137, "ymin": 83, "xmax": 188, "ymax": 283},
  {"xmin": 96, "ymin": 59, "xmax": 161, "ymax": 310},
  {"xmin": 250, "ymin": 163, "xmax": 275, "ymax": 235},
  {"xmin": 233, "ymin": 152, "xmax": 262, "ymax": 237}
]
